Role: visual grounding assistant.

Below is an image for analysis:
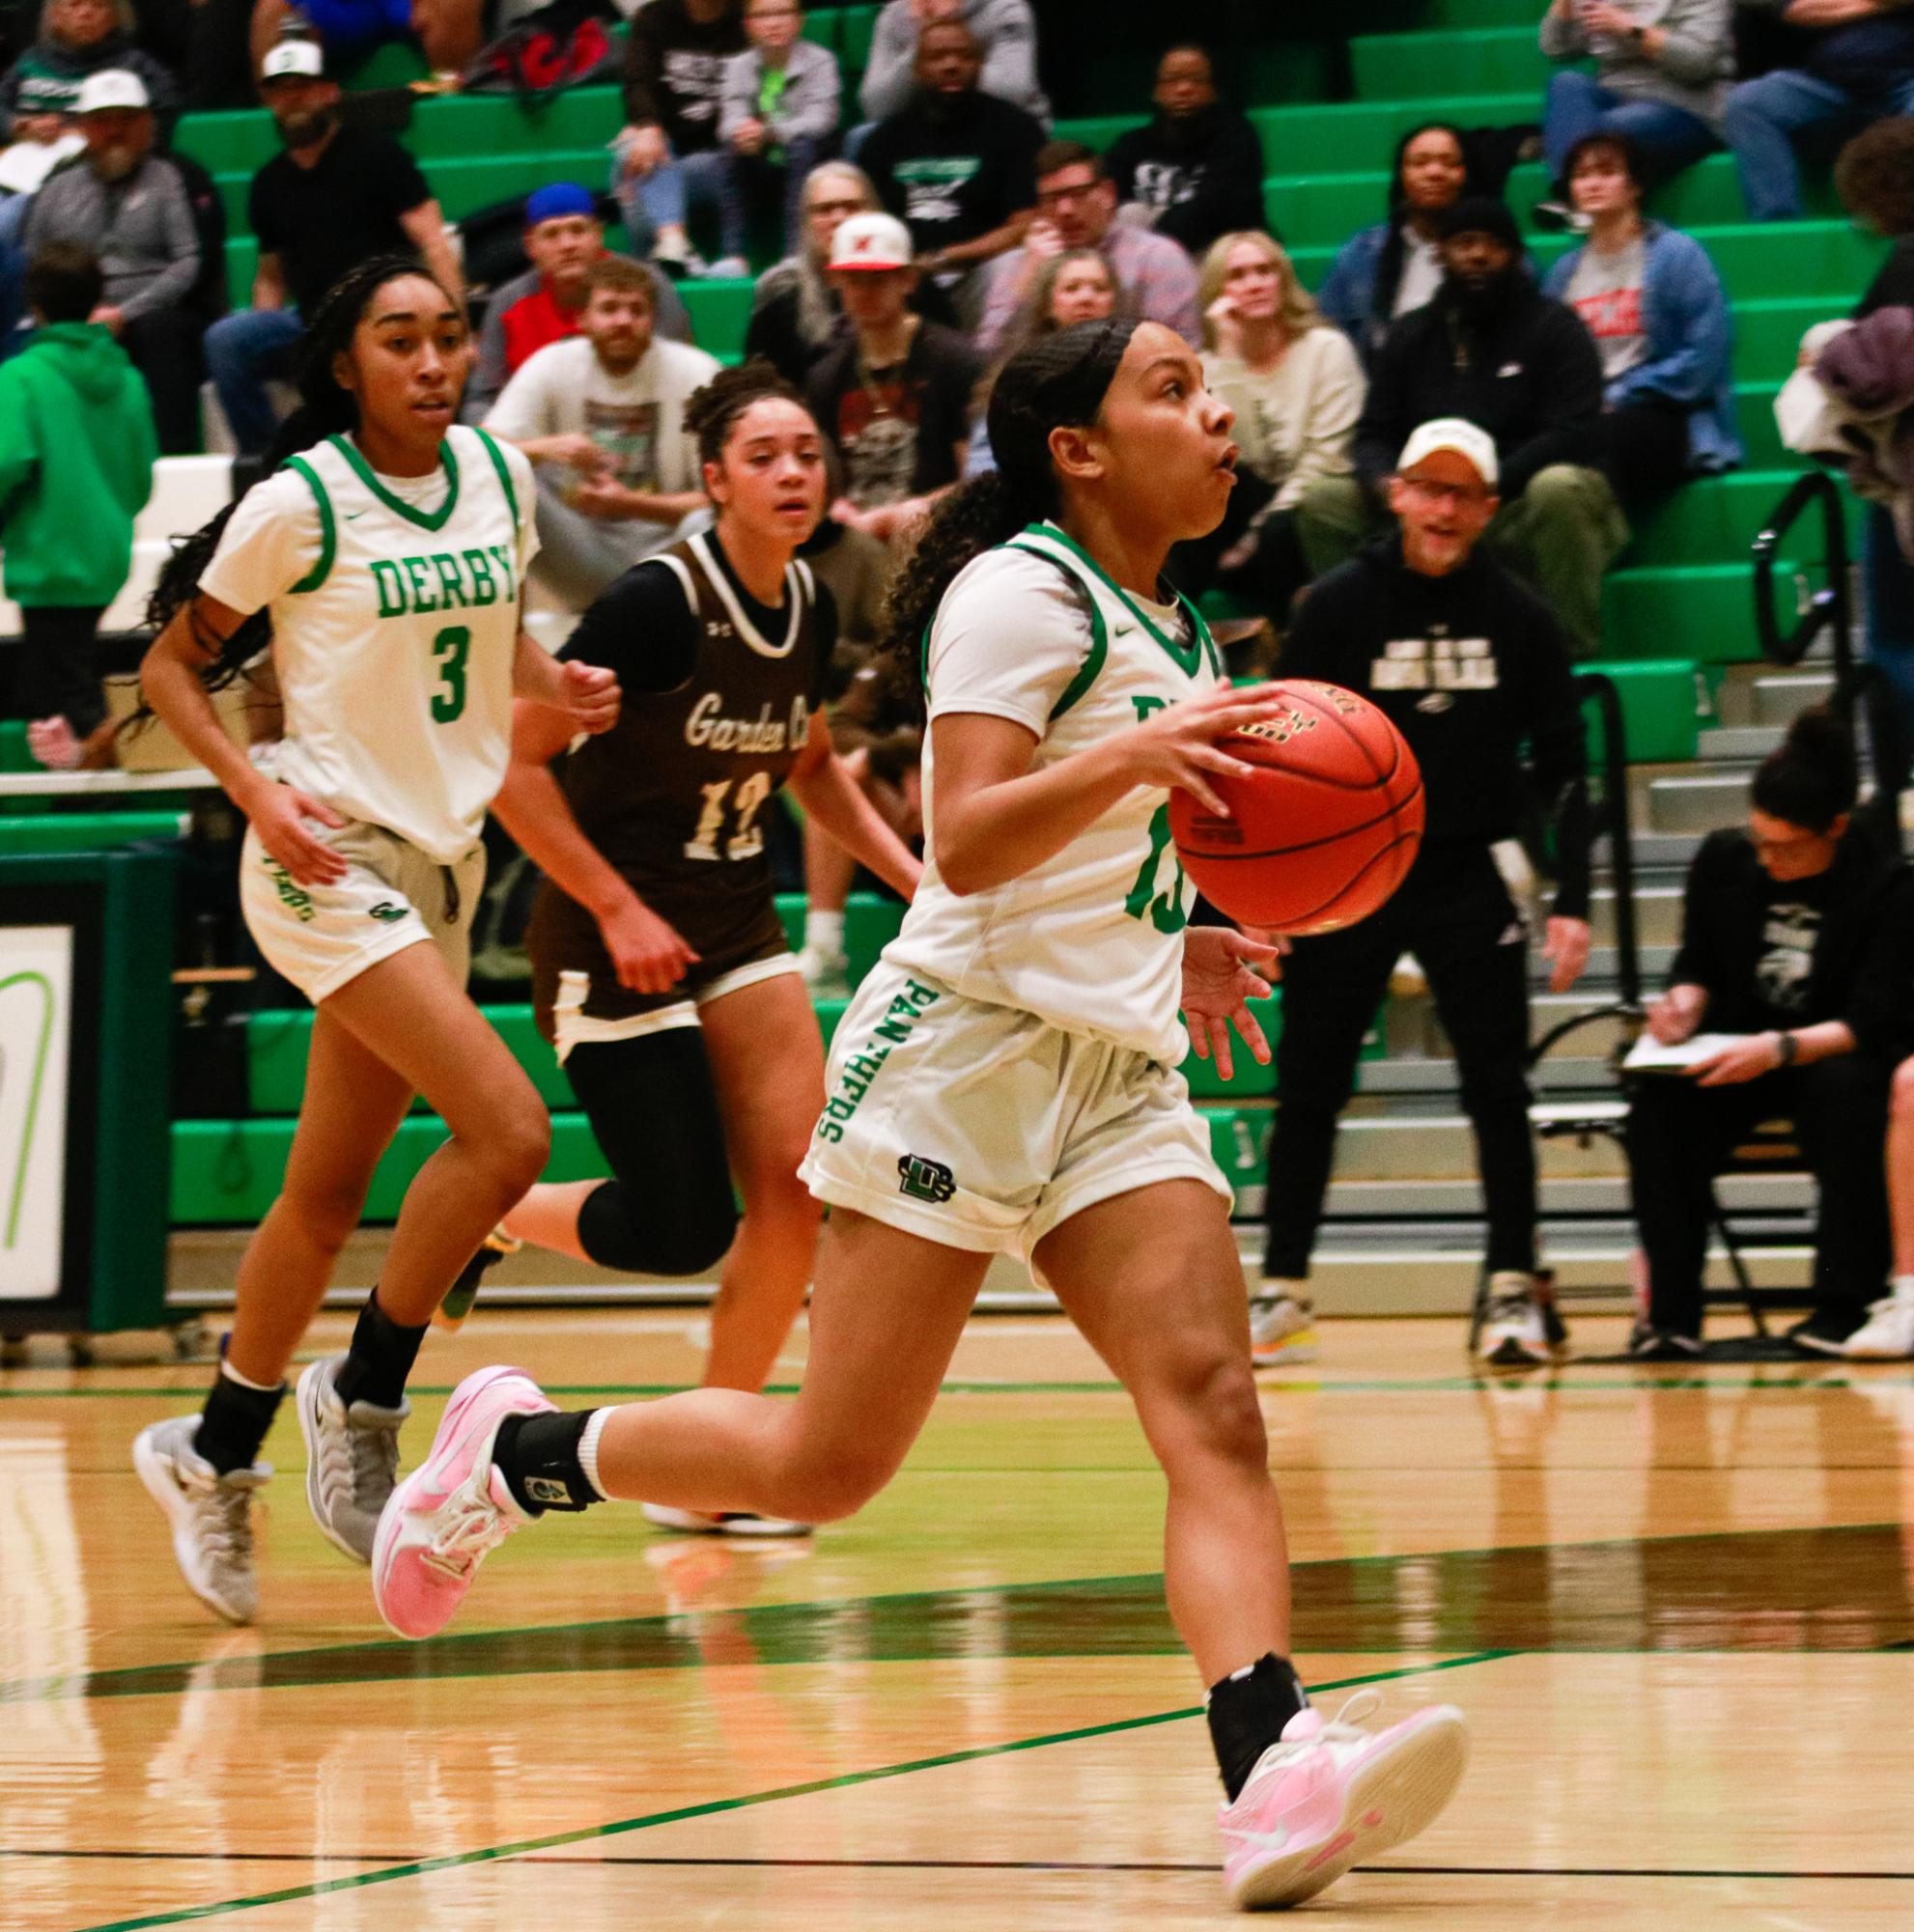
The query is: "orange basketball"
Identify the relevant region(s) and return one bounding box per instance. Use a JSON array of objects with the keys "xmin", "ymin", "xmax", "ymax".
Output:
[{"xmin": 1168, "ymin": 681, "xmax": 1424, "ymax": 934}]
